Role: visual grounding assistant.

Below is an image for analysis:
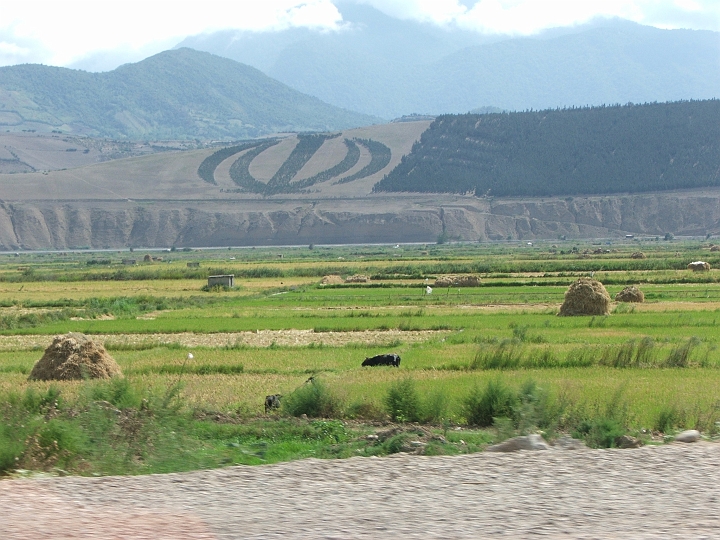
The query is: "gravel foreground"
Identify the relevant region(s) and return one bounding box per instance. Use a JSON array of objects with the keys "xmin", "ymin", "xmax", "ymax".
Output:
[{"xmin": 2, "ymin": 443, "xmax": 720, "ymax": 539}]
